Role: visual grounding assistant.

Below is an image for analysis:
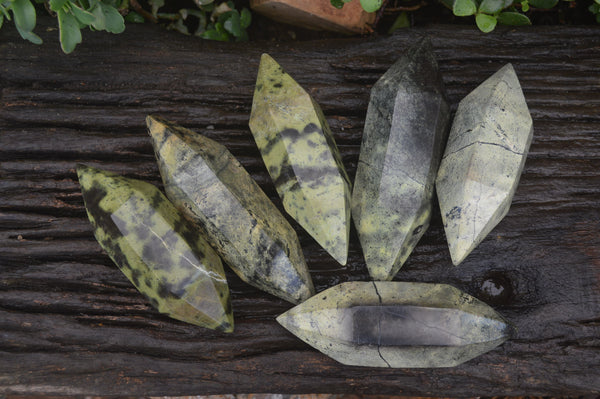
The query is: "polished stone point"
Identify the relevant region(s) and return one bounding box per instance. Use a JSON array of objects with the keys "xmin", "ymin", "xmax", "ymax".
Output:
[
  {"xmin": 77, "ymin": 164, "xmax": 233, "ymax": 332},
  {"xmin": 249, "ymin": 53, "xmax": 352, "ymax": 265},
  {"xmin": 436, "ymin": 63, "xmax": 533, "ymax": 265},
  {"xmin": 352, "ymin": 38, "xmax": 451, "ymax": 281},
  {"xmin": 277, "ymin": 281, "xmax": 511, "ymax": 368},
  {"xmin": 147, "ymin": 115, "xmax": 315, "ymax": 304}
]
